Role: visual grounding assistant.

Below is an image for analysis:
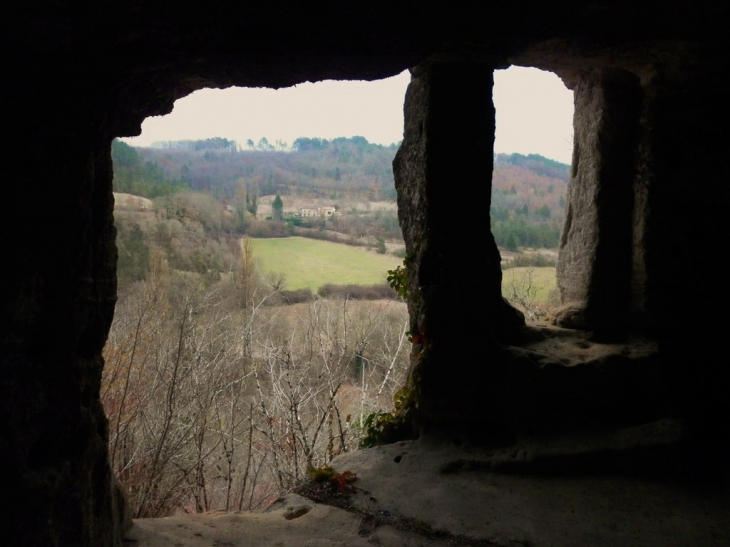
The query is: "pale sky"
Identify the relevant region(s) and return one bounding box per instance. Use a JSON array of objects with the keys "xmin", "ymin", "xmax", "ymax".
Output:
[{"xmin": 123, "ymin": 66, "xmax": 574, "ymax": 164}]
